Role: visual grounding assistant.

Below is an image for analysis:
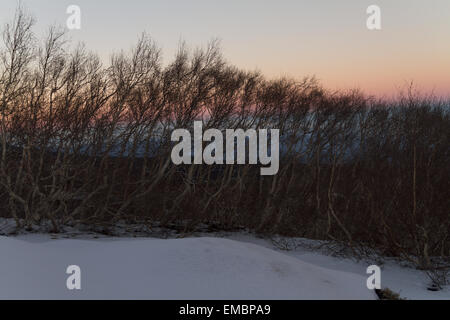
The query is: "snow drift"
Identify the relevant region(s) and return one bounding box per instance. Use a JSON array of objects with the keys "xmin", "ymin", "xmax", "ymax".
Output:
[{"xmin": 0, "ymin": 236, "xmax": 376, "ymax": 299}]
